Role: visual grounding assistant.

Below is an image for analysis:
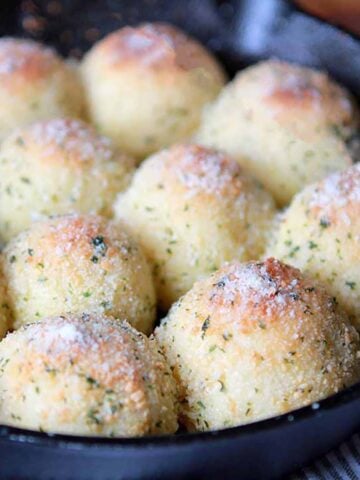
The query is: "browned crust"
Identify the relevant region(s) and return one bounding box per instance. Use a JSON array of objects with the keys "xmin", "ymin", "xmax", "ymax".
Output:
[
  {"xmin": 87, "ymin": 23, "xmax": 225, "ymax": 81},
  {"xmin": 8, "ymin": 118, "xmax": 122, "ymax": 168},
  {"xmin": 149, "ymin": 143, "xmax": 255, "ymax": 199},
  {"xmin": 190, "ymin": 258, "xmax": 341, "ymax": 336},
  {"xmin": 303, "ymin": 164, "xmax": 360, "ymax": 225},
  {"xmin": 19, "ymin": 214, "xmax": 134, "ymax": 270},
  {"xmin": 262, "ymin": 61, "xmax": 355, "ymax": 128},
  {"xmin": 0, "ymin": 38, "xmax": 65, "ymax": 90}
]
